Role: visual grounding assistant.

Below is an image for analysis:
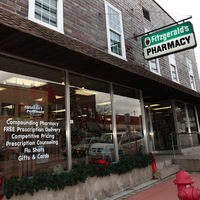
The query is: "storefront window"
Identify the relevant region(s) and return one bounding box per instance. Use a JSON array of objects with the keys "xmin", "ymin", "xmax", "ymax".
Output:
[
  {"xmin": 187, "ymin": 104, "xmax": 197, "ymax": 132},
  {"xmin": 0, "ymin": 64, "xmax": 66, "ymax": 179},
  {"xmin": 69, "ymin": 74, "xmax": 113, "ymax": 166},
  {"xmin": 175, "ymin": 101, "xmax": 187, "ymax": 133},
  {"xmin": 113, "ymin": 85, "xmax": 143, "ymax": 158}
]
